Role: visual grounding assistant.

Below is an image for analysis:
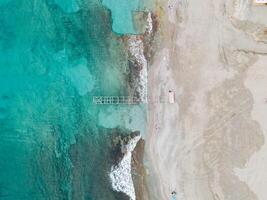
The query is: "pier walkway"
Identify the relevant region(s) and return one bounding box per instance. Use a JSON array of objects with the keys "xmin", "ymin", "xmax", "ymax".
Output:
[
  {"xmin": 93, "ymin": 96, "xmax": 144, "ymax": 105},
  {"xmin": 93, "ymin": 91, "xmax": 175, "ymax": 105}
]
